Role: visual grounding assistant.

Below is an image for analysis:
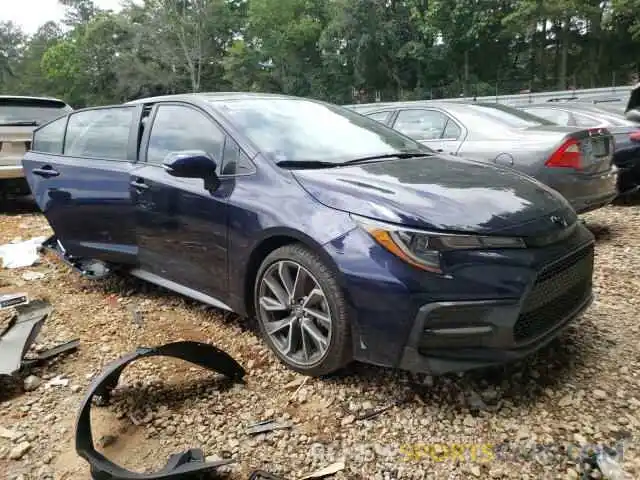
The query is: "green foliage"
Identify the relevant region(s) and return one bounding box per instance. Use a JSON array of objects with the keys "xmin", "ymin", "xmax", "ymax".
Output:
[{"xmin": 0, "ymin": 0, "xmax": 638, "ymax": 105}]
